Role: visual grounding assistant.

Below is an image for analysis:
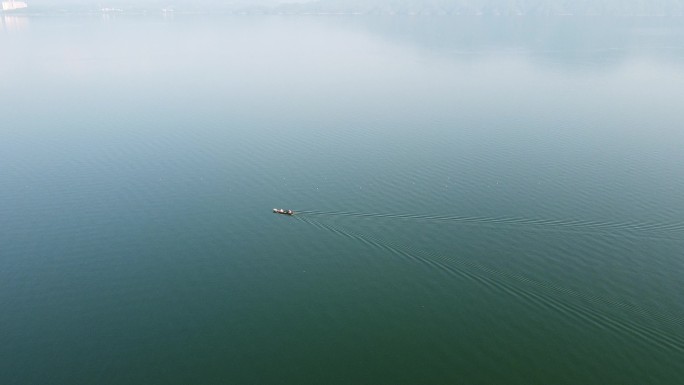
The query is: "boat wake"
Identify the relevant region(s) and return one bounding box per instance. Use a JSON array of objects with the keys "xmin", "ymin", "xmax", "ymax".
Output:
[
  {"xmin": 296, "ymin": 215, "xmax": 684, "ymax": 354},
  {"xmin": 295, "ymin": 210, "xmax": 684, "ymax": 241}
]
